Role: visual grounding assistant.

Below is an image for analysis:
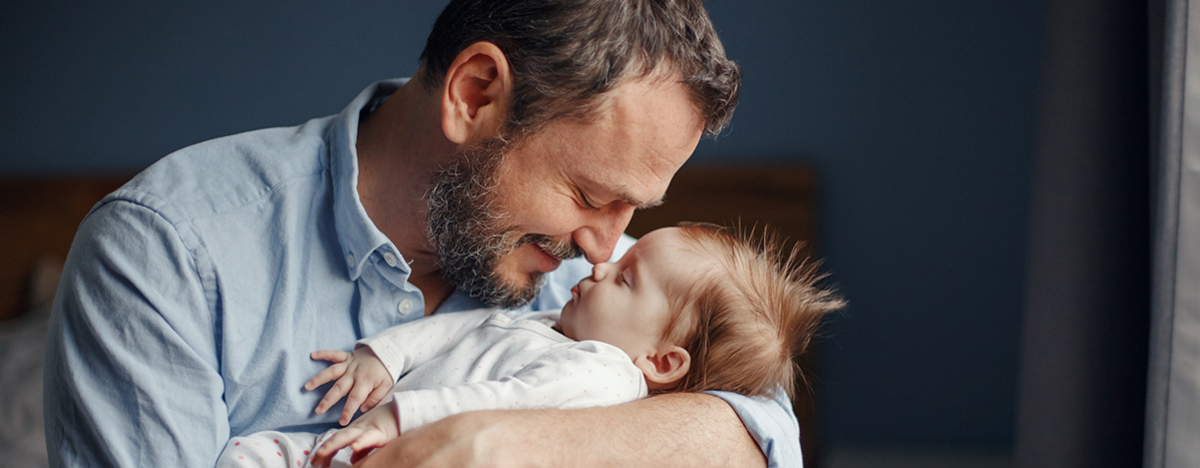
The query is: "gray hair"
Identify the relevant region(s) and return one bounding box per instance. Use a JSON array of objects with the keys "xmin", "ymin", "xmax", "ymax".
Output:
[{"xmin": 418, "ymin": 0, "xmax": 741, "ymax": 138}]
